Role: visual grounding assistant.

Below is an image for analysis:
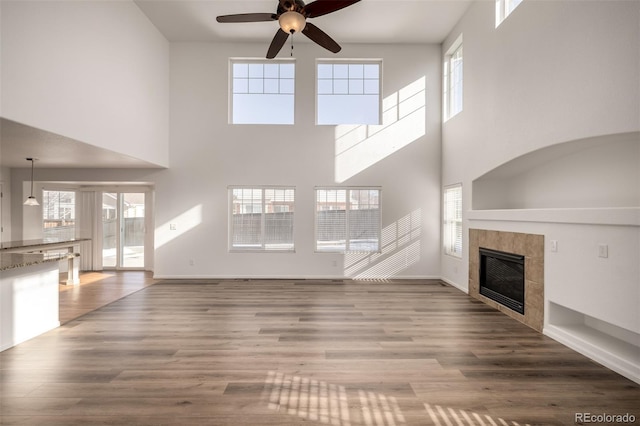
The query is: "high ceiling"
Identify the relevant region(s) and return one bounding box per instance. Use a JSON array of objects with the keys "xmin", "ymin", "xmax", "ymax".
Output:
[
  {"xmin": 134, "ymin": 0, "xmax": 472, "ymax": 44},
  {"xmin": 0, "ymin": 0, "xmax": 471, "ymax": 169}
]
